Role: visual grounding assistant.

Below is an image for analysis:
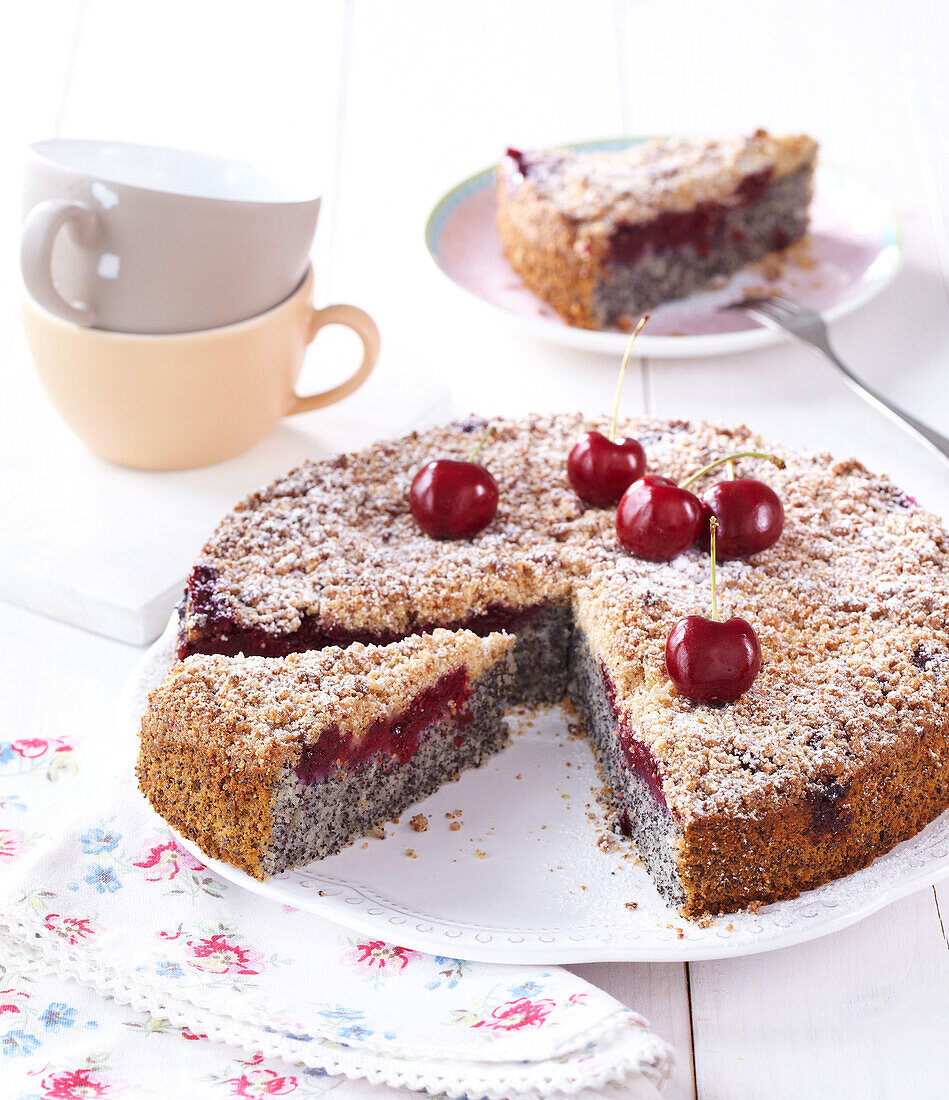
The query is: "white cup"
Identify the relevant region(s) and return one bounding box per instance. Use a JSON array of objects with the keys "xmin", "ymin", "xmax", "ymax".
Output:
[{"xmin": 21, "ymin": 139, "xmax": 321, "ymax": 334}]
